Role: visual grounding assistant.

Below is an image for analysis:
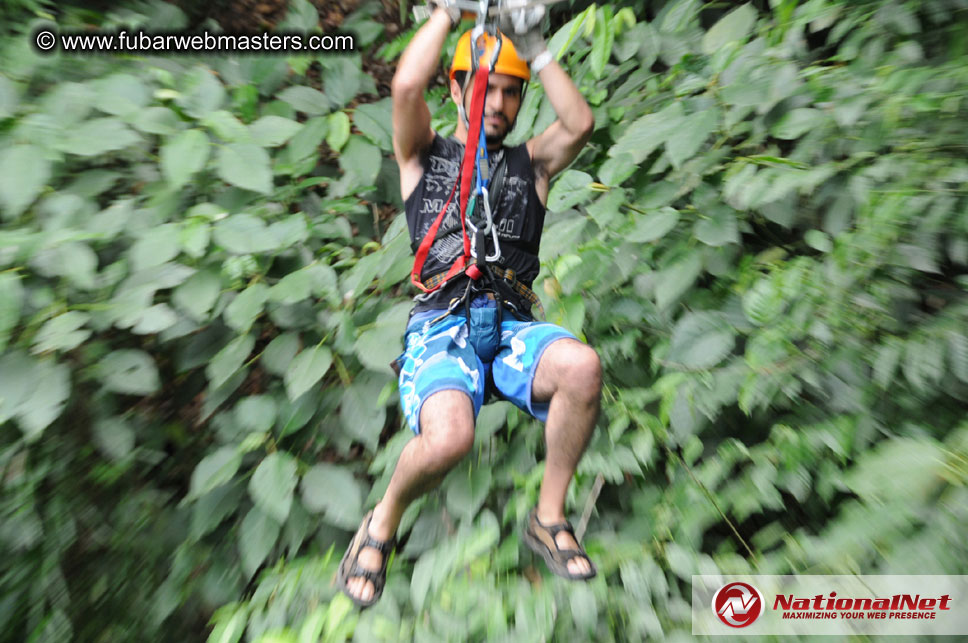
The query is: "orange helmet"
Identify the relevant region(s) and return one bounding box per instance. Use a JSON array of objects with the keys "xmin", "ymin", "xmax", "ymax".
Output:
[{"xmin": 449, "ymin": 30, "xmax": 530, "ymax": 82}]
